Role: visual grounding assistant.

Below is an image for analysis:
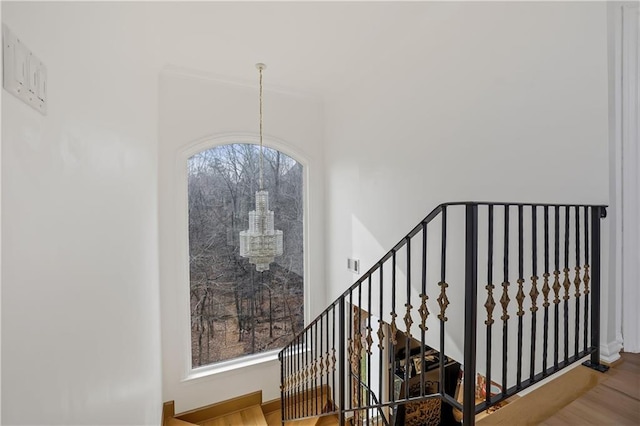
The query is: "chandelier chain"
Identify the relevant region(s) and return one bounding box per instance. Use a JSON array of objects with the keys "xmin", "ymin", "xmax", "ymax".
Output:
[{"xmin": 259, "ymin": 66, "xmax": 264, "ymax": 190}]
